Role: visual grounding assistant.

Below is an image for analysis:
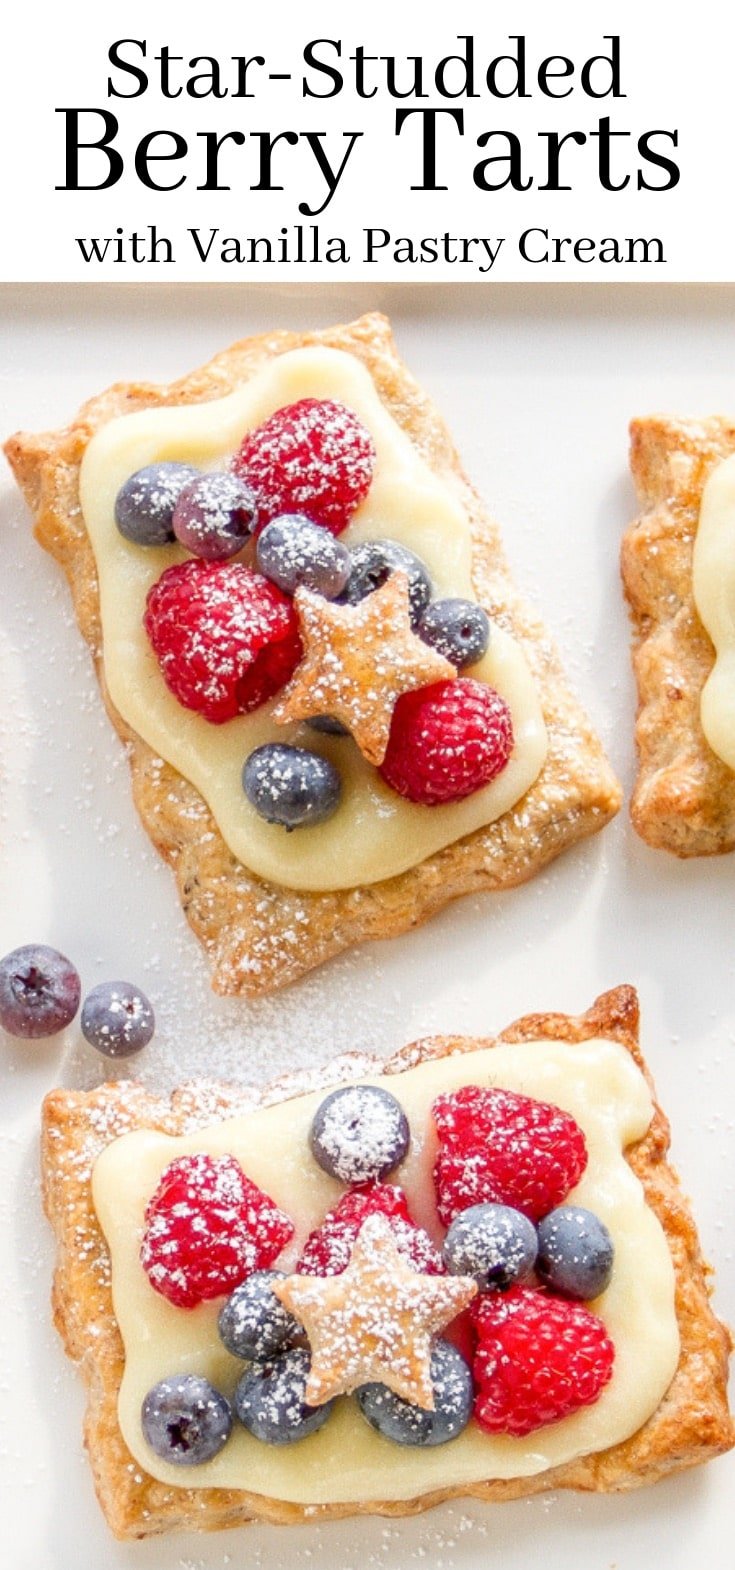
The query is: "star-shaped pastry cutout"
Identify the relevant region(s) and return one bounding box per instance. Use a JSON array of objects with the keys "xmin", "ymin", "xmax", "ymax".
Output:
[
  {"xmin": 273, "ymin": 1214, "xmax": 477, "ymax": 1410},
  {"xmin": 271, "ymin": 571, "xmax": 455, "ymax": 765}
]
